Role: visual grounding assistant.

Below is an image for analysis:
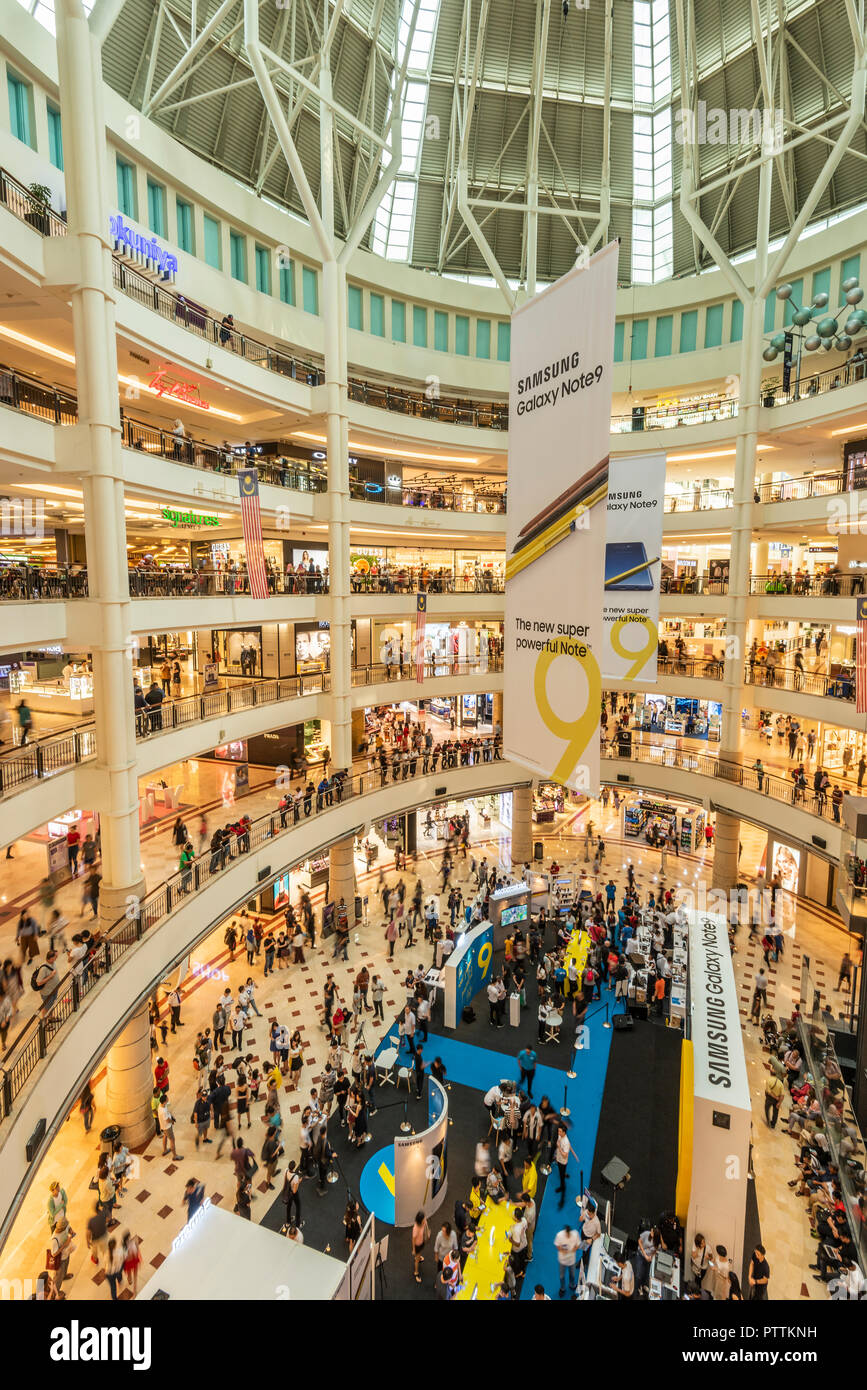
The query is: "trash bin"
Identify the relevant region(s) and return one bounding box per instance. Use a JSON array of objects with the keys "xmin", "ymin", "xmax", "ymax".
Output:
[
  {"xmin": 99, "ymin": 1124, "xmax": 121, "ymax": 1158},
  {"xmin": 534, "ymin": 841, "xmax": 543, "ymax": 861}
]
